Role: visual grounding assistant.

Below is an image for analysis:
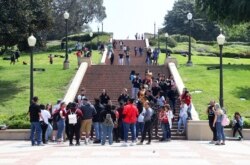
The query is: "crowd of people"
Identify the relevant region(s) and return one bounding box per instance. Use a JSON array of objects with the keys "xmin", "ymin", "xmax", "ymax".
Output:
[
  {"xmin": 105, "ymin": 39, "xmax": 162, "ymax": 66},
  {"xmin": 28, "ymin": 70, "xmax": 245, "ymax": 147},
  {"xmin": 28, "ymin": 69, "xmax": 196, "ymax": 147}
]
